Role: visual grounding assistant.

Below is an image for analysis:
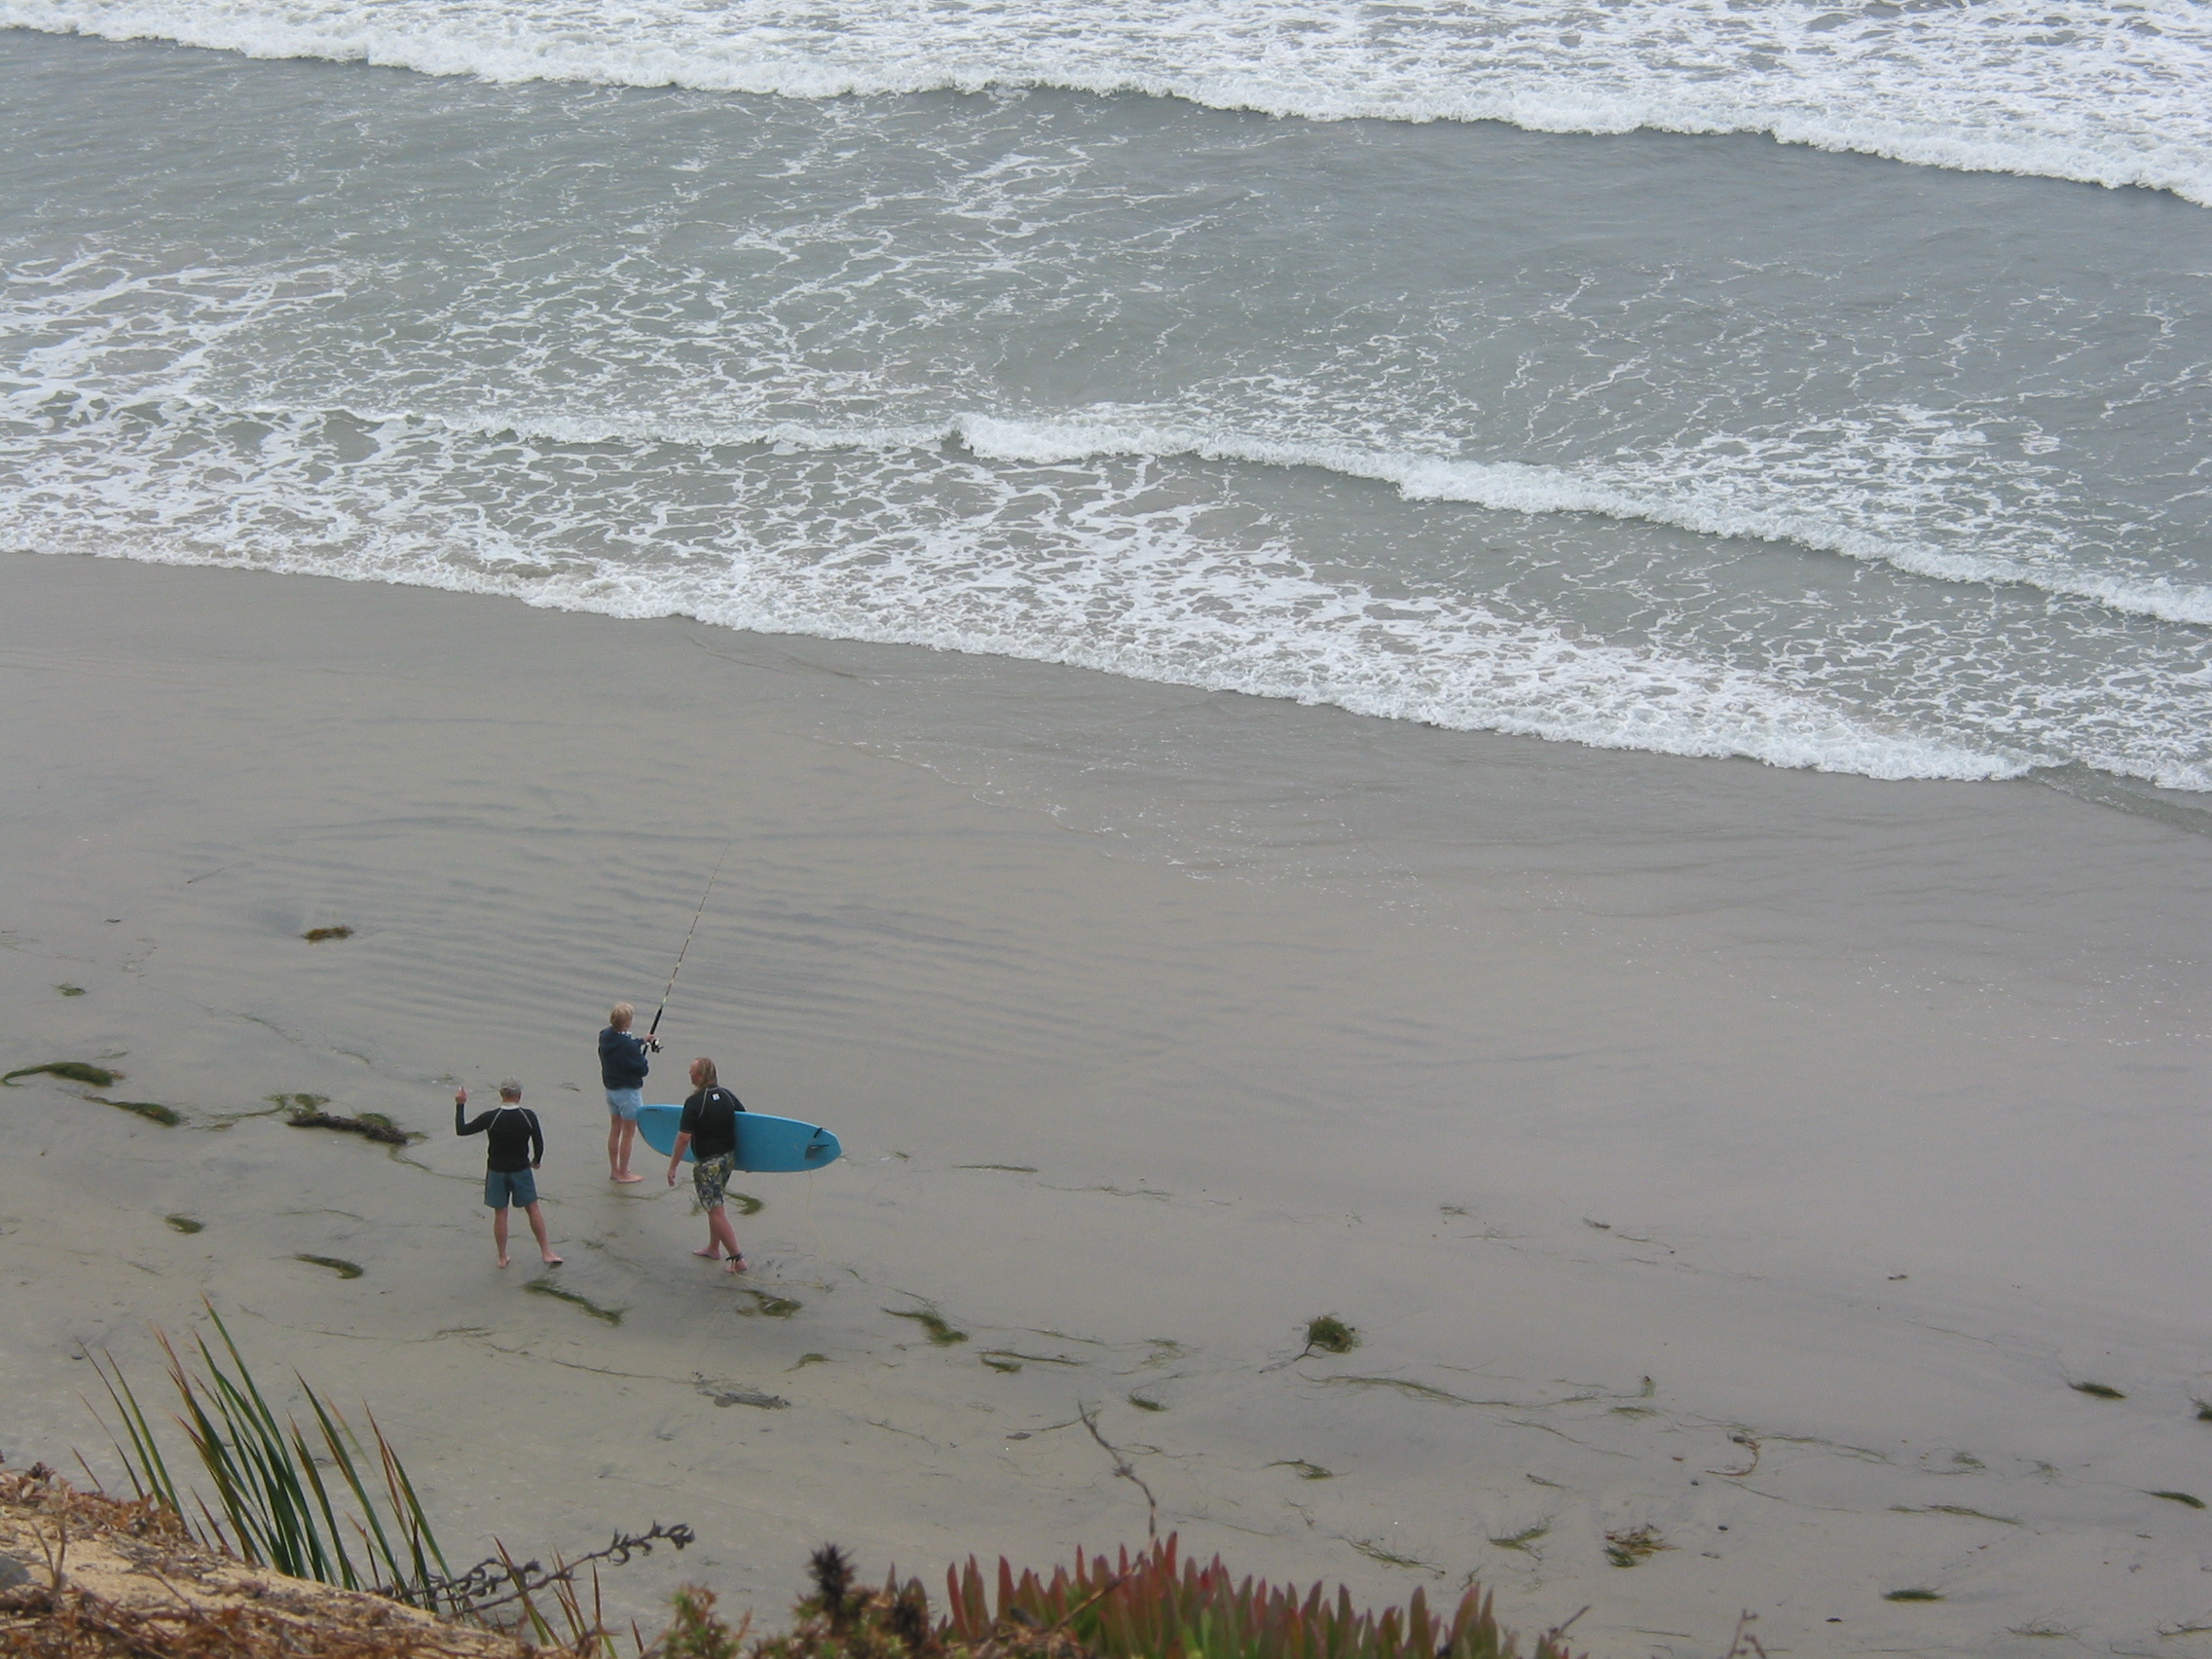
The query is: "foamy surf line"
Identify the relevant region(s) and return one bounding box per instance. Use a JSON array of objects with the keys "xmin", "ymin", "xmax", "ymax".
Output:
[
  {"xmin": 290, "ymin": 401, "xmax": 2212, "ymax": 629},
  {"xmin": 5, "ymin": 0, "xmax": 2211, "ymax": 206},
  {"xmin": 11, "ymin": 381, "xmax": 2211, "ymax": 629}
]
